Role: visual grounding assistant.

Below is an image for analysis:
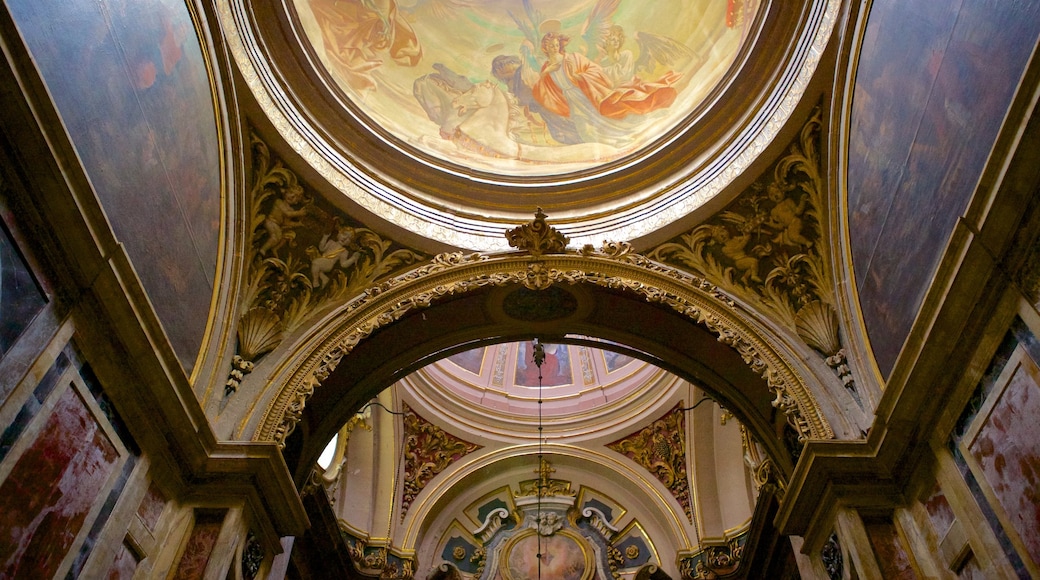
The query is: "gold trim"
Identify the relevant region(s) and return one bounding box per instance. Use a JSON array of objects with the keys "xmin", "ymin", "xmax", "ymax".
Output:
[
  {"xmin": 833, "ymin": 0, "xmax": 887, "ymax": 391},
  {"xmin": 499, "ymin": 528, "xmax": 595, "ymax": 580},
  {"xmin": 254, "ymin": 245, "xmax": 834, "ymax": 448},
  {"xmin": 186, "ymin": 0, "xmax": 229, "ymax": 387}
]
